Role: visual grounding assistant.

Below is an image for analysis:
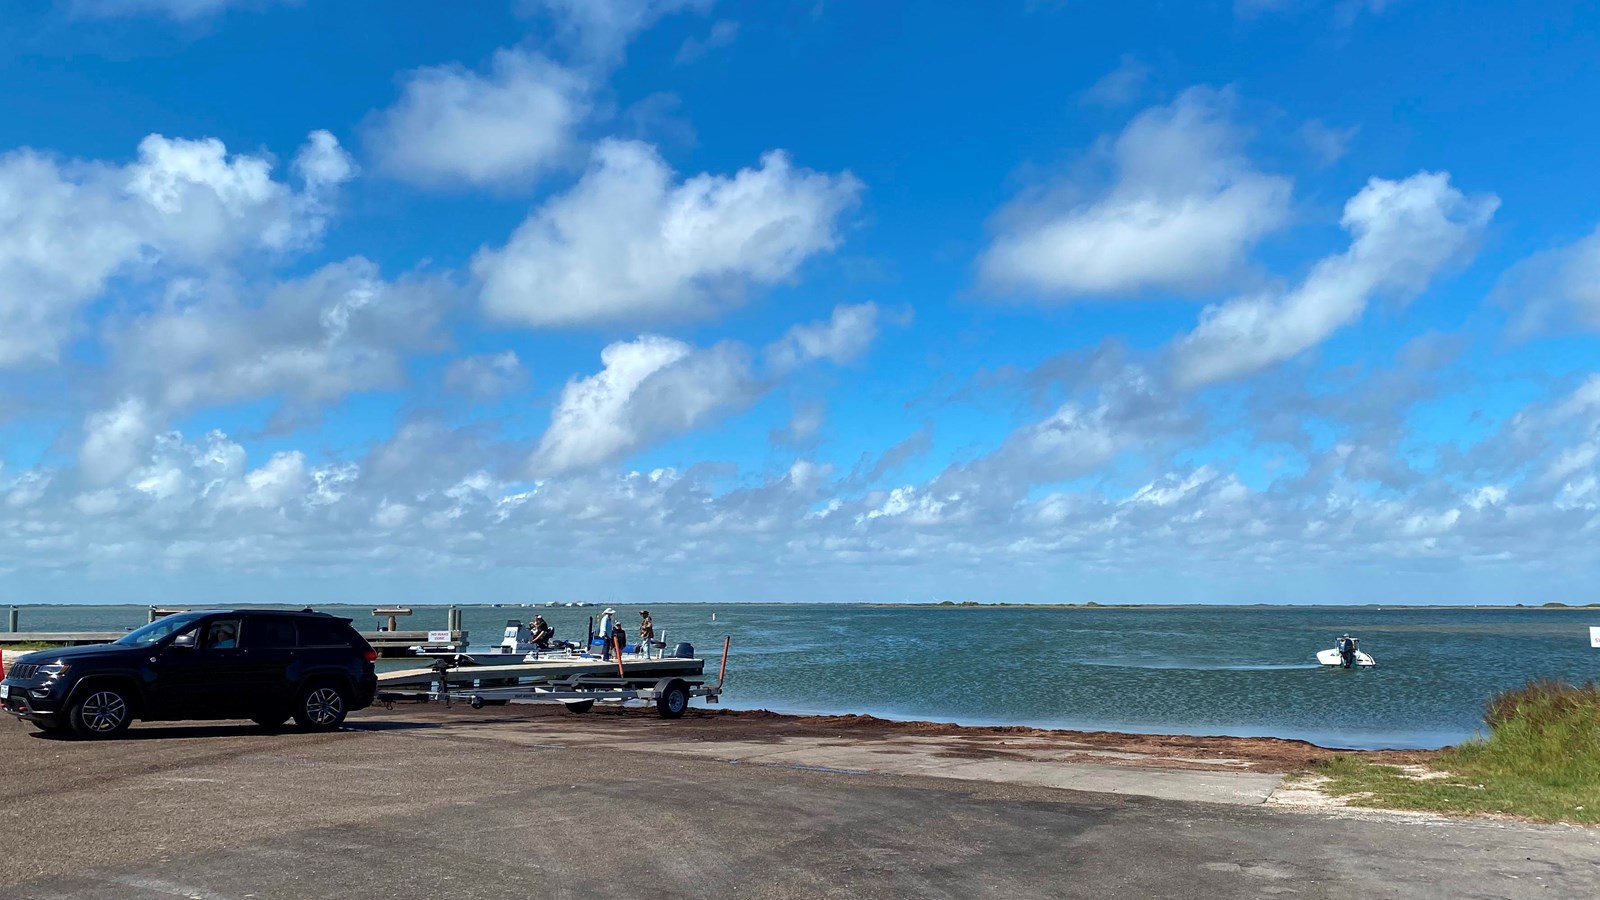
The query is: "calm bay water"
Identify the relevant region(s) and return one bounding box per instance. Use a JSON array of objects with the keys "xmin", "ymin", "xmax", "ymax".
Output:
[{"xmin": 10, "ymin": 603, "xmax": 1598, "ymax": 750}]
